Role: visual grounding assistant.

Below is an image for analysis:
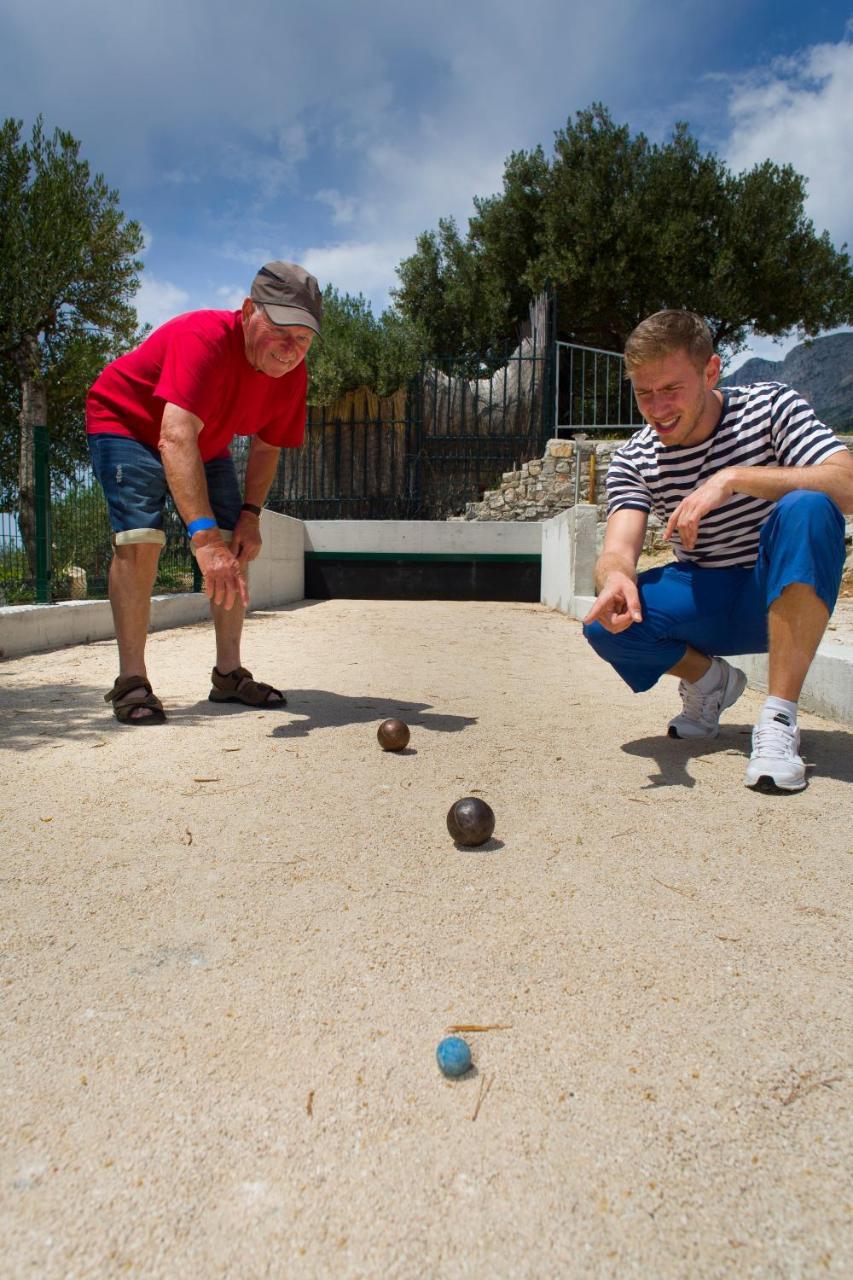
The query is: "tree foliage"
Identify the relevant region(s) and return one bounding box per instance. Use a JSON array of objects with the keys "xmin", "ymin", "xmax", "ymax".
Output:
[
  {"xmin": 306, "ymin": 285, "xmax": 426, "ymax": 404},
  {"xmin": 0, "ymin": 116, "xmax": 143, "ymax": 563},
  {"xmin": 0, "ymin": 321, "xmax": 126, "ymax": 506},
  {"xmin": 394, "ymin": 104, "xmax": 853, "ymax": 361}
]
